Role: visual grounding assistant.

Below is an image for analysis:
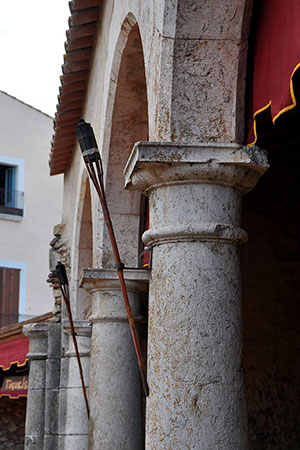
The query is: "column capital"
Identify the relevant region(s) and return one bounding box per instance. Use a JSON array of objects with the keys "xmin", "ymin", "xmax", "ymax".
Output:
[
  {"xmin": 80, "ymin": 268, "xmax": 150, "ymax": 294},
  {"xmin": 23, "ymin": 323, "xmax": 49, "ymax": 360},
  {"xmin": 62, "ymin": 319, "xmax": 91, "ymax": 337},
  {"xmin": 124, "ymin": 142, "xmax": 268, "ymax": 194},
  {"xmin": 80, "ymin": 268, "xmax": 149, "ymax": 323},
  {"xmin": 124, "ymin": 142, "xmax": 268, "ymax": 247}
]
